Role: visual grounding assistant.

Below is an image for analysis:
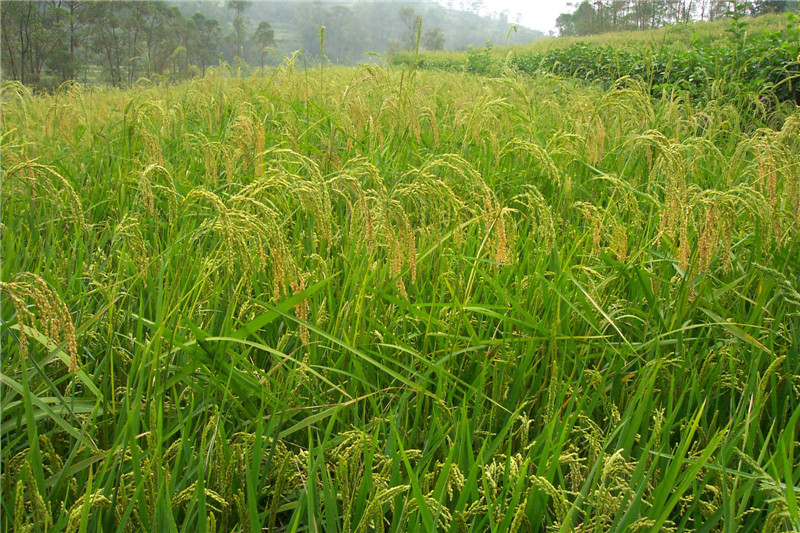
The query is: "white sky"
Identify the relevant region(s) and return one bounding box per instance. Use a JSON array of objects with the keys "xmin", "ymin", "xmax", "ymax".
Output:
[
  {"xmin": 441, "ymin": 0, "xmax": 575, "ymax": 34},
  {"xmin": 207, "ymin": 1, "xmax": 576, "ymax": 36},
  {"xmin": 504, "ymin": 0, "xmax": 574, "ymax": 33}
]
